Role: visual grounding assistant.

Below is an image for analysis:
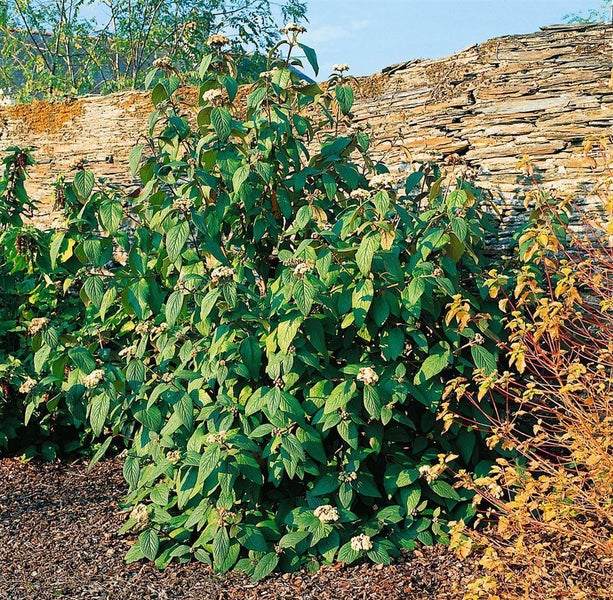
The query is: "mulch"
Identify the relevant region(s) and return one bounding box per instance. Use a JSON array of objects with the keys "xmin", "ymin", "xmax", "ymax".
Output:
[{"xmin": 0, "ymin": 457, "xmax": 479, "ymax": 600}]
